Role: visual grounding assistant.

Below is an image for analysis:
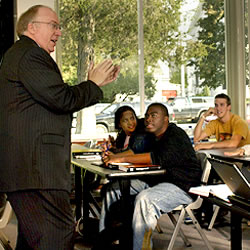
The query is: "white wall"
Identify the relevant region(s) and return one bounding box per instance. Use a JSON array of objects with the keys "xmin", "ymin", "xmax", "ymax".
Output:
[{"xmin": 17, "ymin": 0, "xmax": 55, "ymax": 17}]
